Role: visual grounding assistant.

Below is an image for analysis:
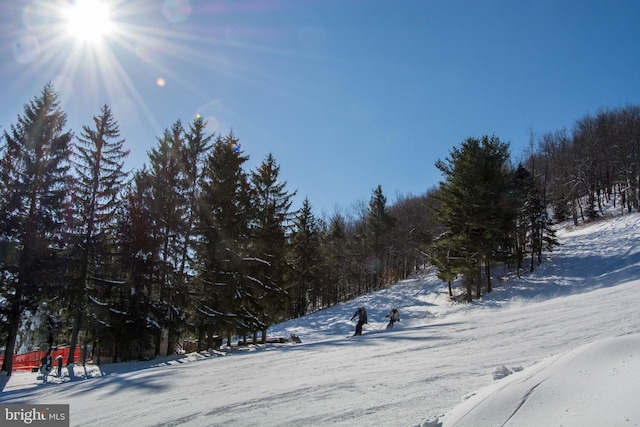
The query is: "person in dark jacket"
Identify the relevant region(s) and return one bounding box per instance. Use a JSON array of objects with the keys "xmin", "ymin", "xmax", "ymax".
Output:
[
  {"xmin": 350, "ymin": 307, "xmax": 368, "ymax": 335},
  {"xmin": 40, "ymin": 354, "xmax": 52, "ymax": 384}
]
